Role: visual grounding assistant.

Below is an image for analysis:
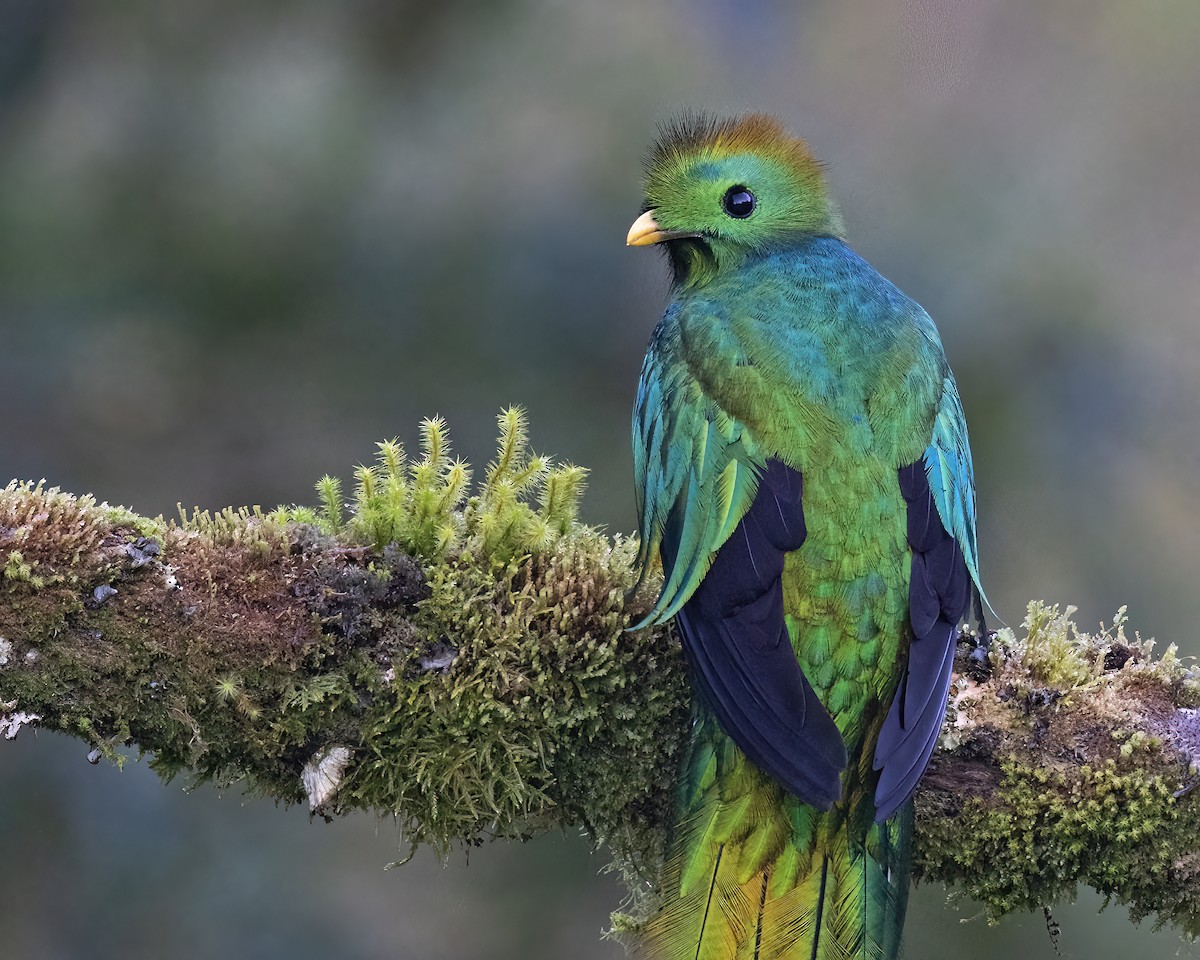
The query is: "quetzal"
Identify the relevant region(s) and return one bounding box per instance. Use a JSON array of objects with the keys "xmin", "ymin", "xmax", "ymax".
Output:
[{"xmin": 627, "ymin": 114, "xmax": 984, "ymax": 960}]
